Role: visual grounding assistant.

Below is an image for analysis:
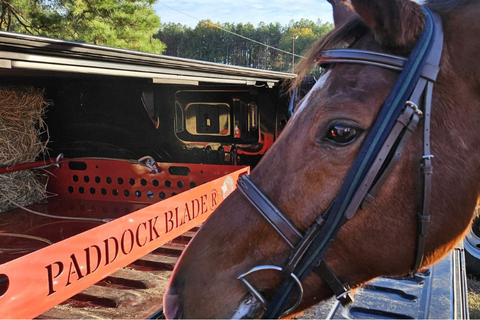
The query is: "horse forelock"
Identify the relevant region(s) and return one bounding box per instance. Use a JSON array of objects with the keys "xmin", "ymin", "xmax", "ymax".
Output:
[
  {"xmin": 290, "ymin": 70, "xmax": 332, "ymax": 120},
  {"xmin": 291, "ymin": 17, "xmax": 369, "ymax": 90}
]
